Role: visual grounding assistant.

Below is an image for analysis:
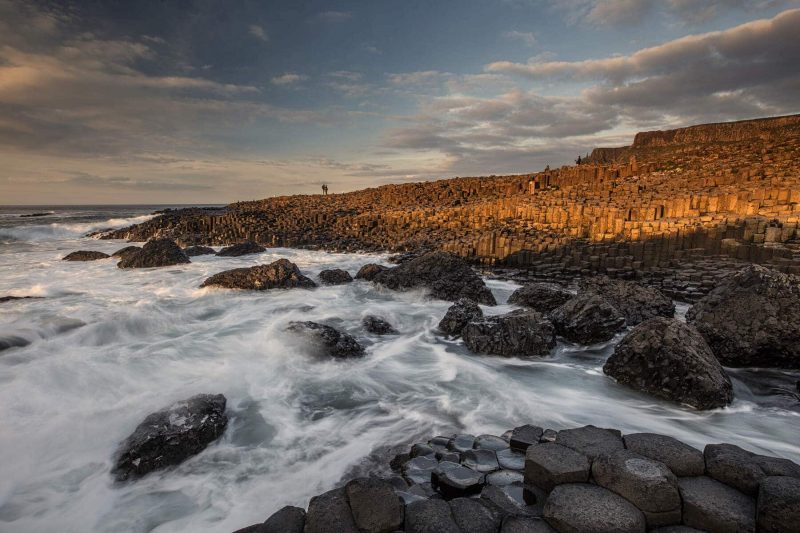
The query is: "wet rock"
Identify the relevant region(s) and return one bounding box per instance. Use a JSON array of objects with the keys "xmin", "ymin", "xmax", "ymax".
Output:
[
  {"xmin": 507, "ymin": 283, "xmax": 572, "ymax": 313},
  {"xmin": 678, "ymin": 476, "xmax": 755, "ymax": 533},
  {"xmin": 449, "ymin": 434, "xmax": 476, "ymax": 453},
  {"xmin": 431, "ymin": 463, "xmax": 485, "ymax": 499},
  {"xmin": 648, "ymin": 527, "xmax": 704, "ymax": 533},
  {"xmin": 318, "ymin": 268, "xmax": 353, "ymax": 285},
  {"xmin": 554, "ymin": 425, "xmax": 624, "ymax": 461},
  {"xmin": 474, "ymin": 434, "xmax": 509, "ymax": 452},
  {"xmin": 579, "ymin": 276, "xmax": 675, "ymax": 325},
  {"xmin": 404, "ymin": 499, "xmax": 460, "ymax": 533},
  {"xmin": 345, "ymin": 477, "xmax": 404, "ymax": 533},
  {"xmin": 63, "ymin": 250, "xmax": 110, "ymax": 261},
  {"xmin": 304, "ymin": 487, "xmax": 358, "ymax": 533},
  {"xmin": 461, "ymin": 310, "xmax": 555, "ymax": 357},
  {"xmin": 461, "ymin": 449, "xmax": 500, "ymax": 473},
  {"xmin": 482, "ymin": 482, "xmax": 544, "ymax": 517},
  {"xmin": 500, "ymin": 515, "xmax": 556, "ymax": 532},
  {"xmin": 183, "ymin": 245, "xmax": 216, "ymax": 256},
  {"xmin": 411, "ymin": 443, "xmax": 436, "ymax": 457},
  {"xmin": 757, "ymin": 476, "xmax": 800, "ymax": 532},
  {"xmin": 373, "ymin": 251, "xmax": 496, "ymax": 305},
  {"xmin": 260, "ymin": 505, "xmax": 305, "ymax": 533},
  {"xmin": 704, "ymin": 443, "xmax": 766, "ymax": 496},
  {"xmin": 111, "ymin": 393, "xmax": 227, "ymax": 481},
  {"xmin": 0, "ymin": 334, "xmax": 30, "ymax": 352},
  {"xmin": 403, "ymin": 455, "xmax": 438, "ymax": 485},
  {"xmin": 603, "ymin": 317, "xmax": 733, "ymax": 410},
  {"xmin": 543, "ymin": 483, "xmax": 646, "ymax": 533},
  {"xmin": 550, "ymin": 292, "xmax": 625, "ymax": 344},
  {"xmin": 510, "ymin": 425, "xmax": 544, "ymax": 453},
  {"xmin": 117, "ymin": 239, "xmax": 190, "ymax": 268},
  {"xmin": 496, "ymin": 449, "xmax": 525, "ymax": 471},
  {"xmin": 539, "ymin": 429, "xmax": 557, "ymax": 443},
  {"xmin": 439, "ymin": 298, "xmax": 483, "ymax": 336},
  {"xmin": 524, "ymin": 443, "xmax": 590, "ymax": 492},
  {"xmin": 623, "ymin": 433, "xmax": 705, "ymax": 477},
  {"xmin": 216, "ymin": 241, "xmax": 265, "ymax": 257},
  {"xmin": 362, "ymin": 315, "xmax": 398, "ymax": 335},
  {"xmin": 449, "ymin": 497, "xmax": 501, "ymax": 533},
  {"xmin": 200, "ymin": 258, "xmax": 316, "ymax": 290},
  {"xmin": 390, "ymin": 452, "xmax": 410, "ymax": 472},
  {"xmin": 285, "ymin": 321, "xmax": 365, "ymax": 359},
  {"xmin": 686, "ymin": 265, "xmax": 800, "ymax": 368},
  {"xmin": 355, "ymin": 263, "xmax": 388, "ymax": 281},
  {"xmin": 485, "ymin": 470, "xmax": 524, "ymax": 486},
  {"xmin": 111, "ymin": 245, "xmax": 142, "ymax": 260}
]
